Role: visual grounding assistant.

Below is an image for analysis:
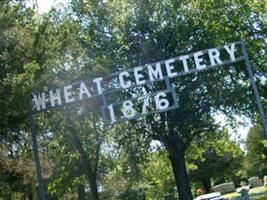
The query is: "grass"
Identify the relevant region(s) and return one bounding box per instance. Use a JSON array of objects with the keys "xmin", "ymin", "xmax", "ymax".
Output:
[
  {"xmin": 223, "ymin": 192, "xmax": 241, "ymax": 199},
  {"xmin": 222, "ymin": 186, "xmax": 267, "ymax": 199},
  {"xmin": 249, "ymin": 186, "xmax": 267, "ymax": 194}
]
